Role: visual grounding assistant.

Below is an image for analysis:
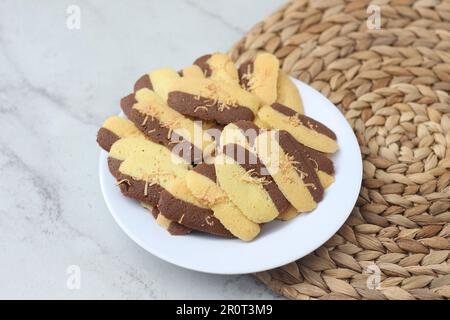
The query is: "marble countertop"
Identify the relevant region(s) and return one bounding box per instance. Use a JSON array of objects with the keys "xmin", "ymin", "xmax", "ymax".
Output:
[{"xmin": 0, "ymin": 0, "xmax": 286, "ymax": 299}]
